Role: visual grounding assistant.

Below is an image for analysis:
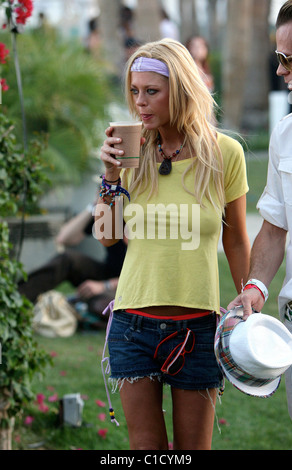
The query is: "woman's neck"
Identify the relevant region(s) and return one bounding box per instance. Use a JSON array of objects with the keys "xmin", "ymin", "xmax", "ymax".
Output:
[
  {"xmin": 156, "ymin": 131, "xmax": 188, "ymax": 164},
  {"xmin": 157, "ymin": 128, "xmax": 185, "ymax": 154}
]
